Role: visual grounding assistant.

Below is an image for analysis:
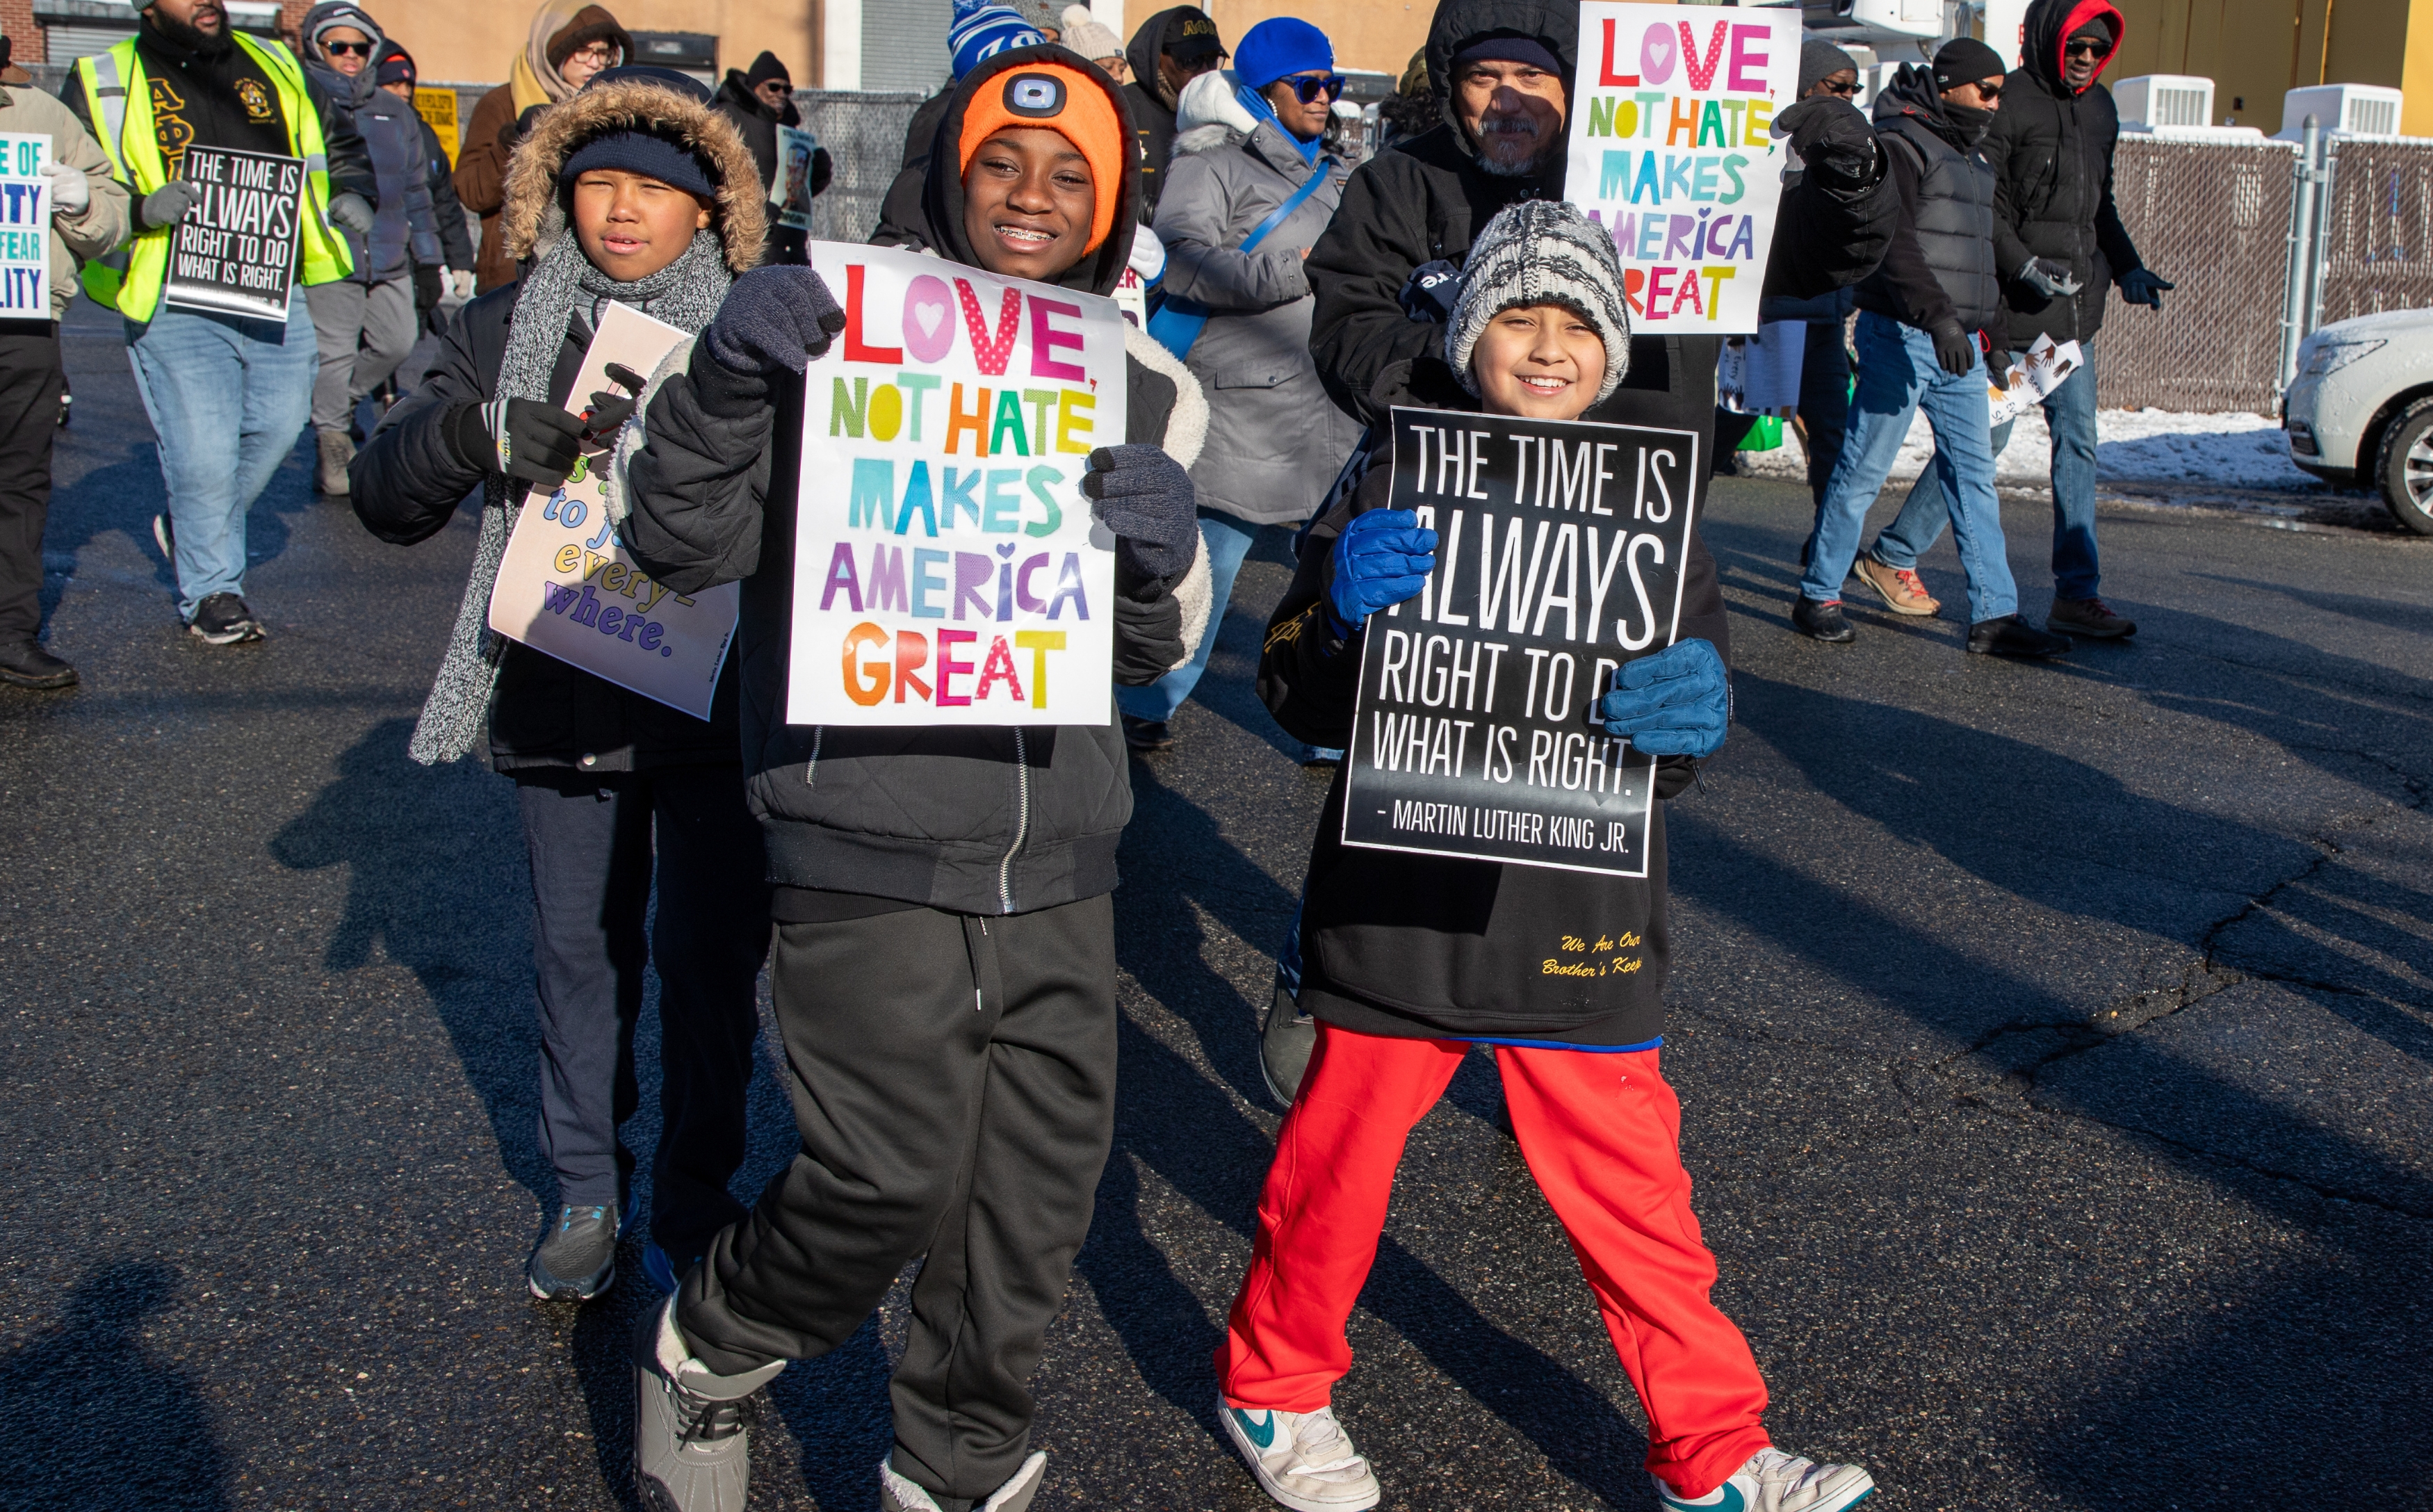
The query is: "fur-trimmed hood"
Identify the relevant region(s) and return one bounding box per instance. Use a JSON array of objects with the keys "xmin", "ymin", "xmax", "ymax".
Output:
[{"xmin": 499, "ymin": 78, "xmax": 767, "ymax": 275}]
